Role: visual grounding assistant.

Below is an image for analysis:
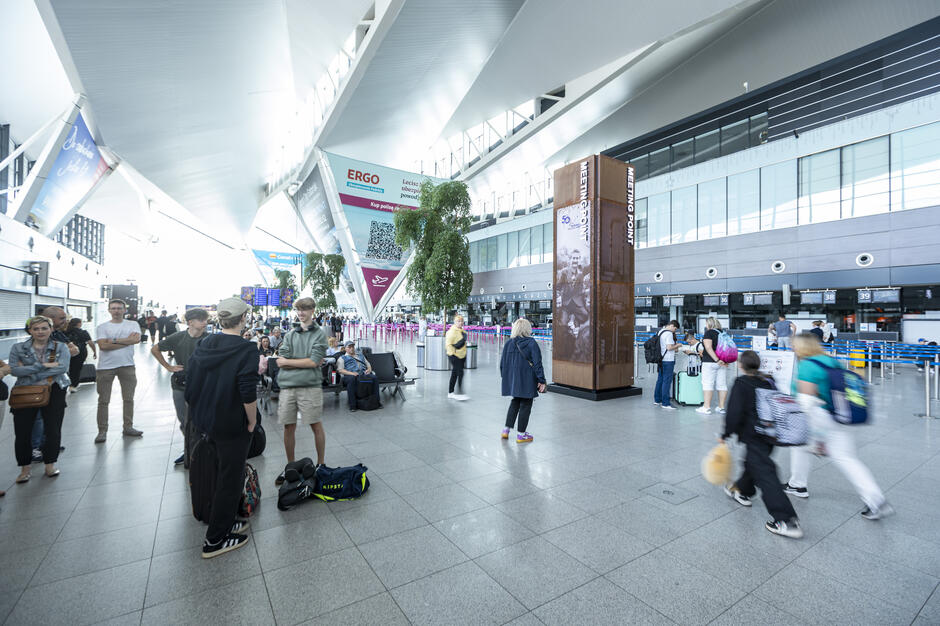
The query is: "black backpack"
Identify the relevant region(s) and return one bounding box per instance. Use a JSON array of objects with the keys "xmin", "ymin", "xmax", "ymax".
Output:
[
  {"xmin": 313, "ymin": 464, "xmax": 370, "ymax": 501},
  {"xmin": 355, "ymin": 378, "xmax": 380, "ymax": 411},
  {"xmin": 248, "ymin": 409, "xmax": 266, "ymax": 458},
  {"xmin": 643, "ymin": 330, "xmax": 666, "ymax": 365}
]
